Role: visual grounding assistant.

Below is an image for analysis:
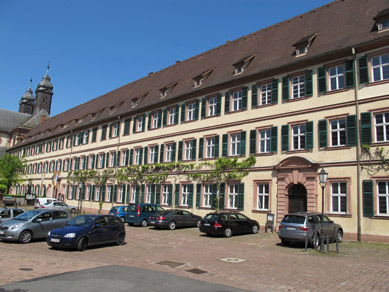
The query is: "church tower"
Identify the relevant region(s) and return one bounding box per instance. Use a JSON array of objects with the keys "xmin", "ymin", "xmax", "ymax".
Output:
[
  {"xmin": 18, "ymin": 79, "xmax": 35, "ymax": 115},
  {"xmin": 34, "ymin": 65, "xmax": 53, "ymax": 115}
]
